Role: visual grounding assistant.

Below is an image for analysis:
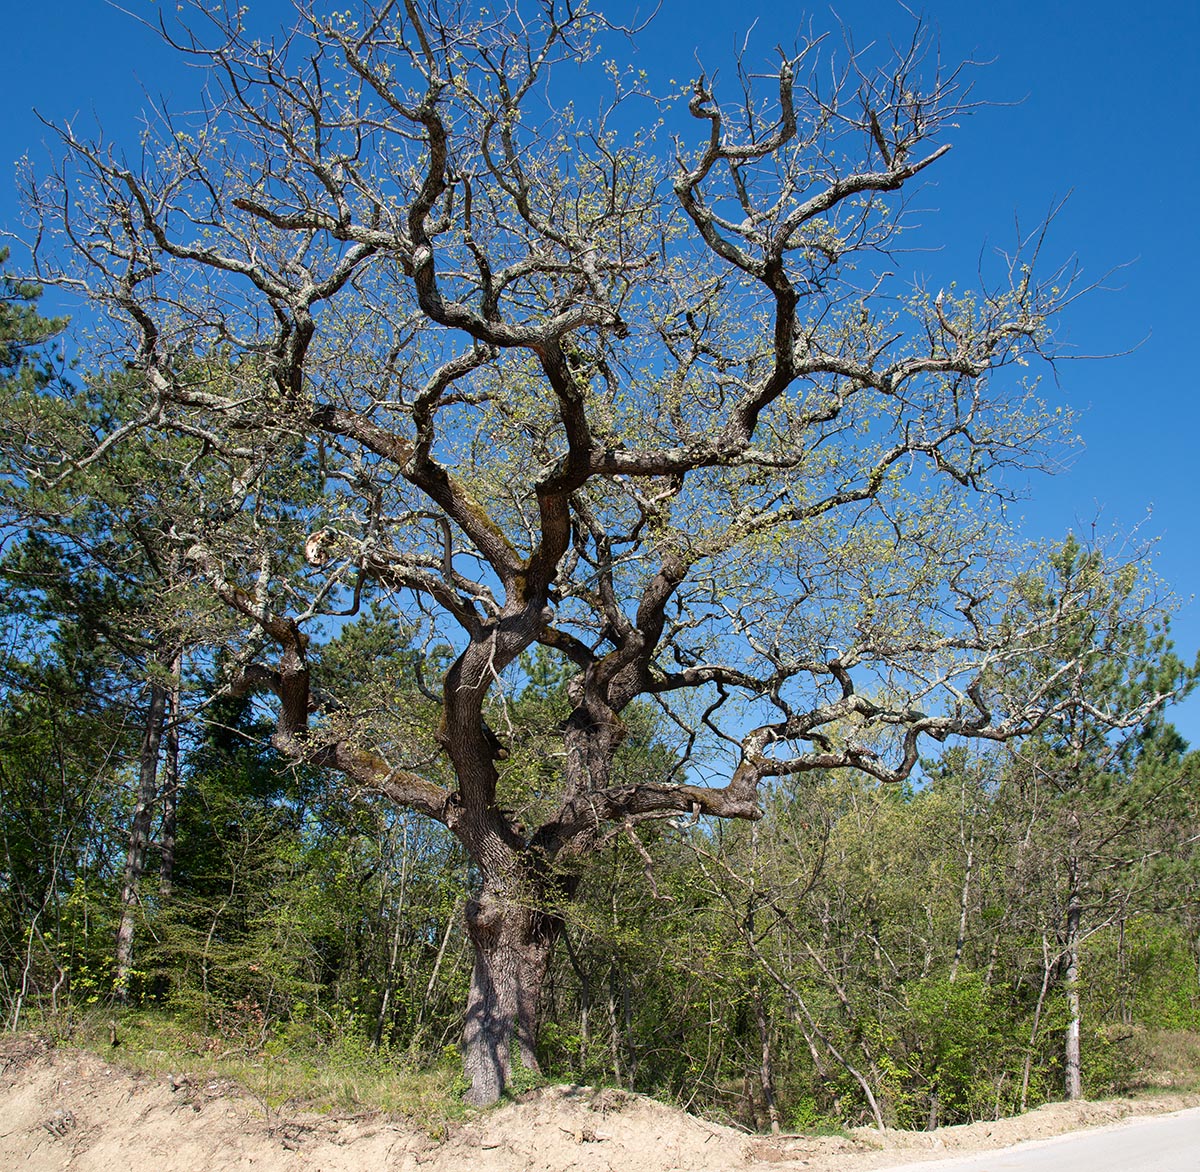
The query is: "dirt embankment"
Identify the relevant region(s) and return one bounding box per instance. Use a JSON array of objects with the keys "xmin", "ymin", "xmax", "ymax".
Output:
[{"xmin": 3, "ymin": 1036, "xmax": 1198, "ymax": 1172}]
